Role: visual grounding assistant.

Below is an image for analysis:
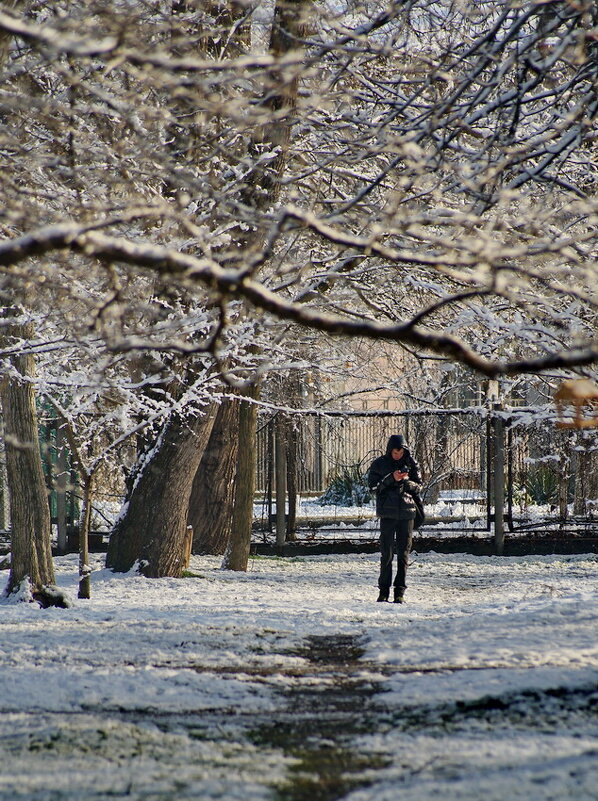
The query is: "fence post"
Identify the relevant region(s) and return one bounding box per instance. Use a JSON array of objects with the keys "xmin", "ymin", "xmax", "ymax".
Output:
[
  {"xmin": 493, "ymin": 402, "xmax": 505, "ymax": 555},
  {"xmin": 506, "ymin": 425, "xmax": 514, "ymax": 532},
  {"xmin": 275, "ymin": 415, "xmax": 286, "ymax": 551},
  {"xmin": 558, "ymin": 445, "xmax": 570, "ymax": 523}
]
